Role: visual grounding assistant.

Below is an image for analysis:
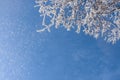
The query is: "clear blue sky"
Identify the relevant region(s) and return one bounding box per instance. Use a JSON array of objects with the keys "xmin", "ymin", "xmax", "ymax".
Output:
[{"xmin": 0, "ymin": 0, "xmax": 120, "ymax": 80}]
